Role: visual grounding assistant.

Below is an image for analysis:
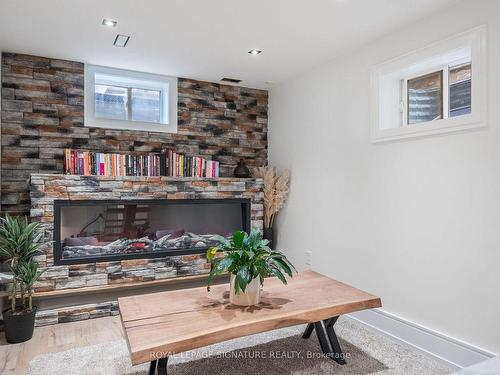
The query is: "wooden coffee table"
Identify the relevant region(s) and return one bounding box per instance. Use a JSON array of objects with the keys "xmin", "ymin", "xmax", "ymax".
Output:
[{"xmin": 119, "ymin": 270, "xmax": 382, "ymax": 374}]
